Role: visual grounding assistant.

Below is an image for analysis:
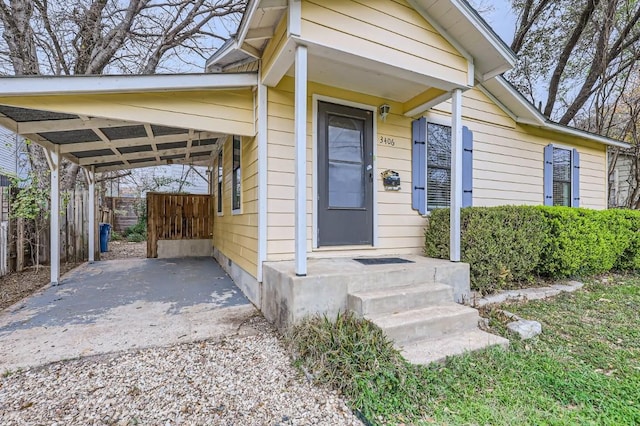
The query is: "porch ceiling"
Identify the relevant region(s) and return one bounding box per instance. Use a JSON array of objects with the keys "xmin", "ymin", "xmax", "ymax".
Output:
[
  {"xmin": 0, "ymin": 104, "xmax": 224, "ymax": 173},
  {"xmin": 0, "ymin": 72, "xmax": 259, "ymax": 173}
]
